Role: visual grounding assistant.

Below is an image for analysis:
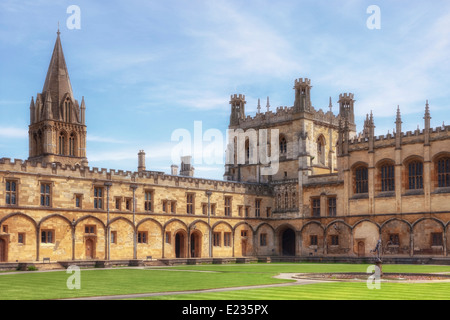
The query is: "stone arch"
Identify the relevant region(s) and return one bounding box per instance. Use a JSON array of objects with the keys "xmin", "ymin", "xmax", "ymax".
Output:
[
  {"xmin": 352, "ymin": 220, "xmax": 380, "ymax": 257},
  {"xmin": 136, "ymin": 218, "xmax": 164, "ymax": 259},
  {"xmin": 255, "ymin": 223, "xmax": 275, "ymax": 256},
  {"xmin": 74, "ymin": 215, "xmax": 106, "ymax": 260},
  {"xmin": 234, "ymin": 222, "xmax": 254, "ymax": 257},
  {"xmin": 164, "ymin": 219, "xmax": 188, "ymax": 258},
  {"xmin": 276, "ymin": 223, "xmax": 298, "ymax": 256},
  {"xmin": 0, "ymin": 212, "xmax": 38, "ymax": 262},
  {"xmin": 109, "ymin": 217, "xmax": 135, "ymax": 260},
  {"xmin": 412, "ymin": 218, "xmax": 445, "ymax": 256},
  {"xmin": 38, "ymin": 214, "xmax": 73, "ymax": 261},
  {"xmin": 380, "ymin": 218, "xmax": 411, "ymax": 255},
  {"xmin": 300, "ymin": 221, "xmax": 324, "ymax": 256},
  {"xmin": 212, "ymin": 221, "xmax": 234, "ymax": 257},
  {"xmin": 324, "ymin": 220, "xmax": 352, "ymax": 255}
]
